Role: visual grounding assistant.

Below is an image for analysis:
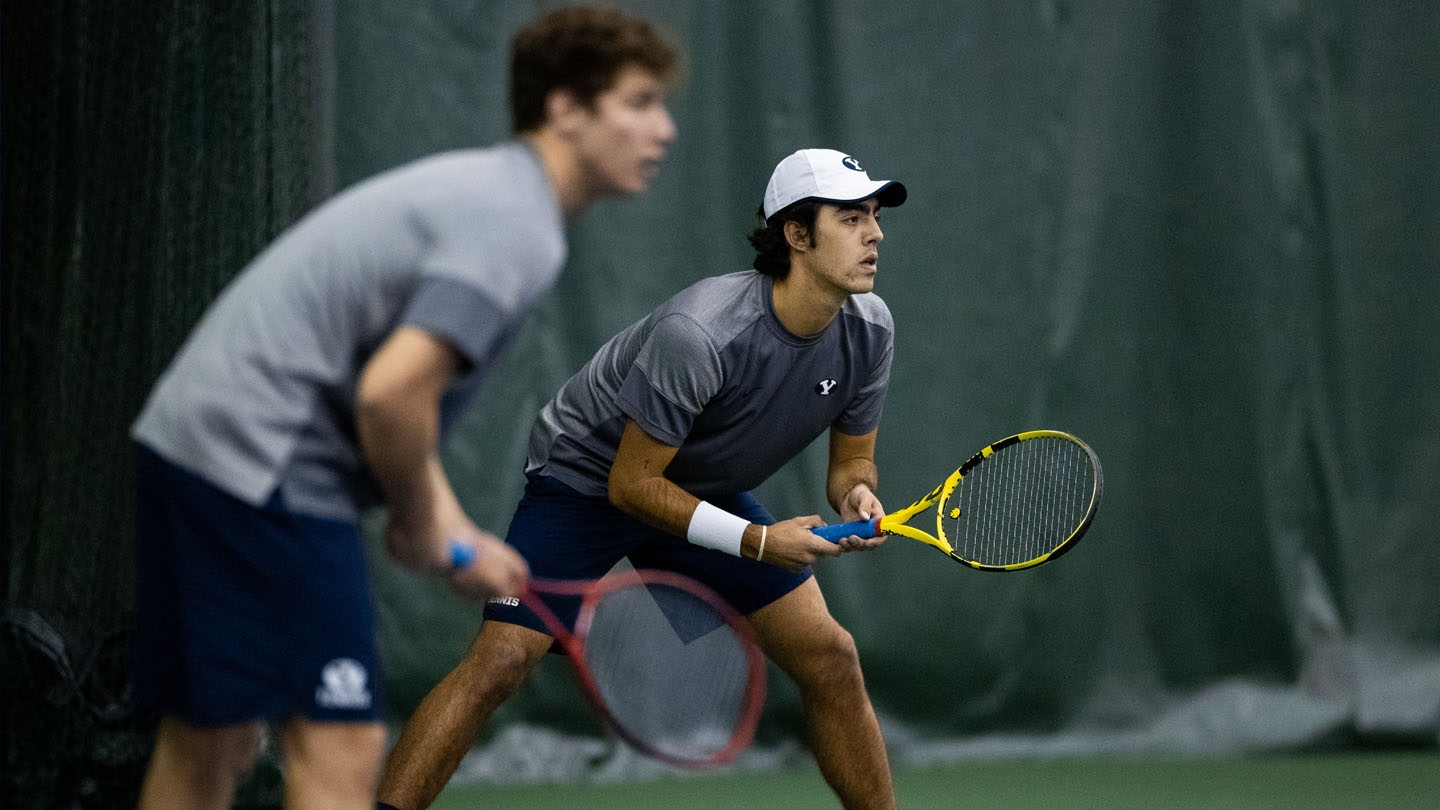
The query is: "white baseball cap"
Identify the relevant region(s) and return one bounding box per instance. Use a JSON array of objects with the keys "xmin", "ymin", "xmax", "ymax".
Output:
[{"xmin": 762, "ymin": 149, "xmax": 907, "ymax": 221}]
